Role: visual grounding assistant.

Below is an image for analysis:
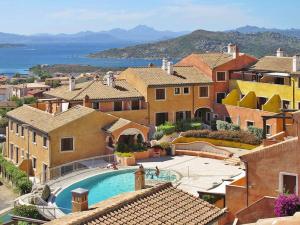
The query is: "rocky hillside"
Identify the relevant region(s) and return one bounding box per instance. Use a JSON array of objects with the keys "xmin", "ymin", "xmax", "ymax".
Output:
[{"xmin": 89, "ymin": 29, "xmax": 300, "ymax": 59}]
